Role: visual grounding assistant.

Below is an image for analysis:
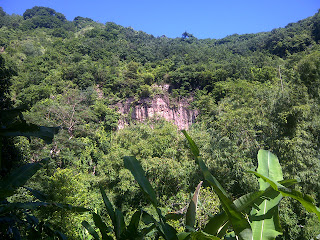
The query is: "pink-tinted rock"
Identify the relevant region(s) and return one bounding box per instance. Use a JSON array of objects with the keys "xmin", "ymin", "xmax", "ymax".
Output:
[{"xmin": 116, "ymin": 95, "xmax": 198, "ymax": 130}]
